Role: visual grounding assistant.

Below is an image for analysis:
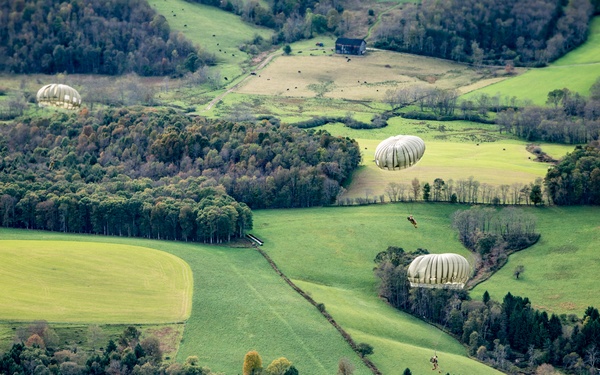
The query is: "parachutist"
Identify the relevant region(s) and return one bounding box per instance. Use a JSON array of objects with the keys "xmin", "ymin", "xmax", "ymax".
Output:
[
  {"xmin": 430, "ymin": 355, "xmax": 439, "ymax": 371},
  {"xmin": 407, "ymin": 215, "xmax": 418, "ymax": 228}
]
